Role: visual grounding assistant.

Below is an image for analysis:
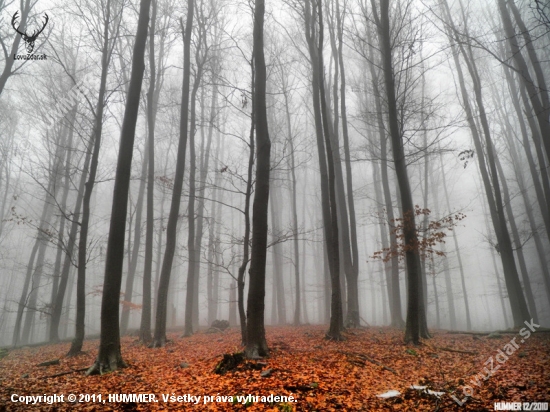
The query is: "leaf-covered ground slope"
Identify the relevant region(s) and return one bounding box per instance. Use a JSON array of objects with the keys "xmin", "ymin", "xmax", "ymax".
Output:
[{"xmin": 0, "ymin": 326, "xmax": 548, "ymax": 411}]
